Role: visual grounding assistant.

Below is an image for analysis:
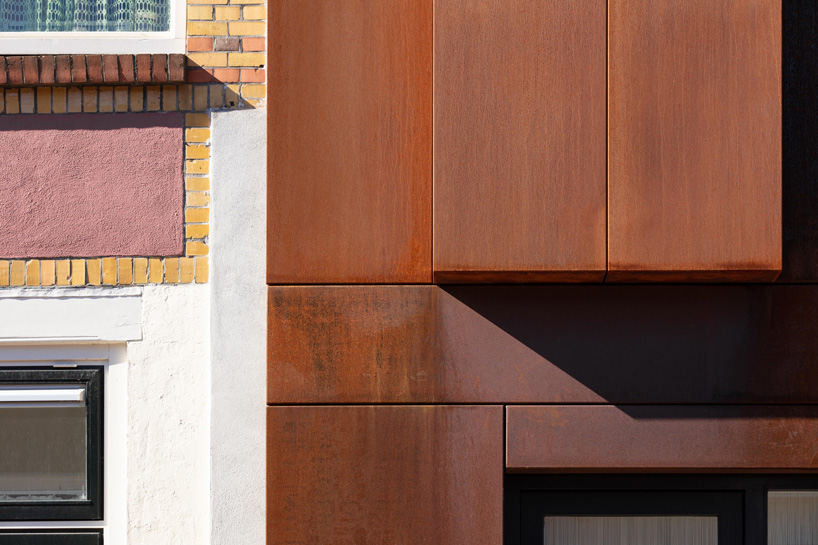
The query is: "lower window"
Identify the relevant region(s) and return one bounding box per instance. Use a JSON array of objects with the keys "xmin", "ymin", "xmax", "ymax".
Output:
[
  {"xmin": 506, "ymin": 474, "xmax": 818, "ymax": 545},
  {"xmin": 0, "ymin": 368, "xmax": 102, "ymax": 521}
]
